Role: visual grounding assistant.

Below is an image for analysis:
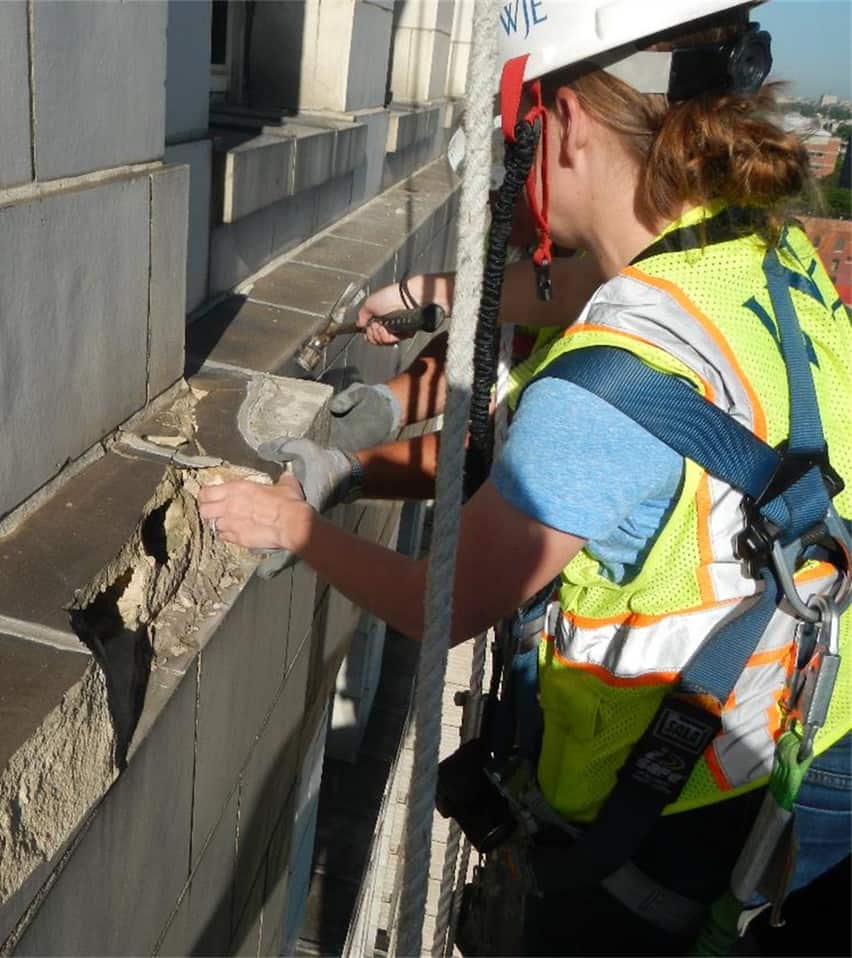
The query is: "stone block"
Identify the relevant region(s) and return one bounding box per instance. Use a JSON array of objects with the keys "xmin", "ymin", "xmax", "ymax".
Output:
[
  {"xmin": 149, "ymin": 164, "xmax": 190, "ymax": 399},
  {"xmin": 186, "ymin": 297, "xmax": 325, "ymax": 376},
  {"xmin": 291, "ymin": 124, "xmax": 336, "ymax": 194},
  {"xmin": 165, "ymin": 139, "xmax": 213, "ymax": 314},
  {"xmin": 231, "ymin": 864, "xmax": 263, "ymax": 957},
  {"xmin": 333, "ymin": 123, "xmax": 369, "ymax": 178},
  {"xmin": 32, "ymin": 1, "xmax": 167, "ymax": 179},
  {"xmin": 447, "ymin": 39, "xmax": 472, "ymax": 97},
  {"xmin": 0, "ymin": 178, "xmax": 148, "ymax": 514},
  {"xmin": 208, "ymin": 187, "xmax": 320, "ymax": 296},
  {"xmin": 429, "ymin": 31, "xmax": 453, "ymax": 101},
  {"xmin": 165, "ymin": 0, "xmax": 212, "ymax": 142},
  {"xmin": 247, "ymin": 261, "xmax": 363, "ymax": 318},
  {"xmin": 233, "ymin": 635, "xmax": 309, "ymax": 920},
  {"xmin": 282, "ymin": 708, "xmax": 328, "ymax": 956},
  {"xmin": 154, "ymin": 788, "xmax": 238, "ymax": 957},
  {"xmin": 219, "ymin": 133, "xmax": 296, "ymax": 223},
  {"xmin": 351, "ymin": 108, "xmax": 392, "ymax": 204},
  {"xmin": 0, "ymin": 2, "xmax": 31, "ymax": 188},
  {"xmin": 14, "ymin": 661, "xmax": 197, "ymax": 956},
  {"xmin": 0, "ymin": 176, "xmax": 150, "ymax": 517},
  {"xmin": 258, "ymin": 794, "xmax": 295, "ymax": 958},
  {"xmin": 346, "ymin": 1, "xmax": 394, "ymax": 111},
  {"xmin": 192, "ymin": 574, "xmax": 291, "ymax": 867},
  {"xmin": 317, "ymin": 171, "xmax": 356, "ymax": 232},
  {"xmin": 0, "ymin": 452, "xmax": 168, "ymax": 641},
  {"xmin": 293, "ymin": 233, "xmax": 392, "ymax": 285},
  {"xmin": 0, "ymin": 635, "xmax": 94, "ymax": 943},
  {"xmin": 289, "ymin": 561, "xmax": 319, "ymax": 663}
]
